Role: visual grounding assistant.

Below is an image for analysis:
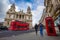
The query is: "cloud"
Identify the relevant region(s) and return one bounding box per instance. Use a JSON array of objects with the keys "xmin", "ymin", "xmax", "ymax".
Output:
[
  {"xmin": 37, "ymin": 6, "xmax": 45, "ymax": 12},
  {"xmin": 15, "ymin": 2, "xmax": 32, "ymax": 13},
  {"xmin": 9, "ymin": 0, "xmax": 15, "ymax": 4},
  {"xmin": 26, "ymin": 2, "xmax": 32, "ymax": 8},
  {"xmin": 32, "ymin": 5, "xmax": 45, "ymax": 26},
  {"xmin": 0, "ymin": 18, "xmax": 4, "ymax": 22},
  {"xmin": 15, "ymin": 6, "xmax": 20, "ymax": 12},
  {"xmin": 0, "ymin": 0, "xmax": 10, "ymax": 22},
  {"xmin": 10, "ymin": 0, "xmax": 15, "ymax": 2},
  {"xmin": 34, "ymin": 0, "xmax": 44, "ymax": 5},
  {"xmin": 0, "ymin": 0, "xmax": 44, "ymax": 27}
]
